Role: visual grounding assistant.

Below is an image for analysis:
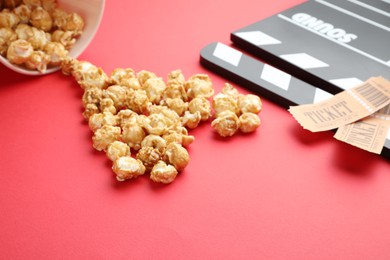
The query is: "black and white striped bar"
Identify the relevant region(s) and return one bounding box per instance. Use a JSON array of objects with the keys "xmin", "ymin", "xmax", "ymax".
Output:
[
  {"xmin": 200, "ymin": 42, "xmax": 390, "ymax": 158},
  {"xmin": 231, "ymin": 0, "xmax": 390, "ymax": 95}
]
